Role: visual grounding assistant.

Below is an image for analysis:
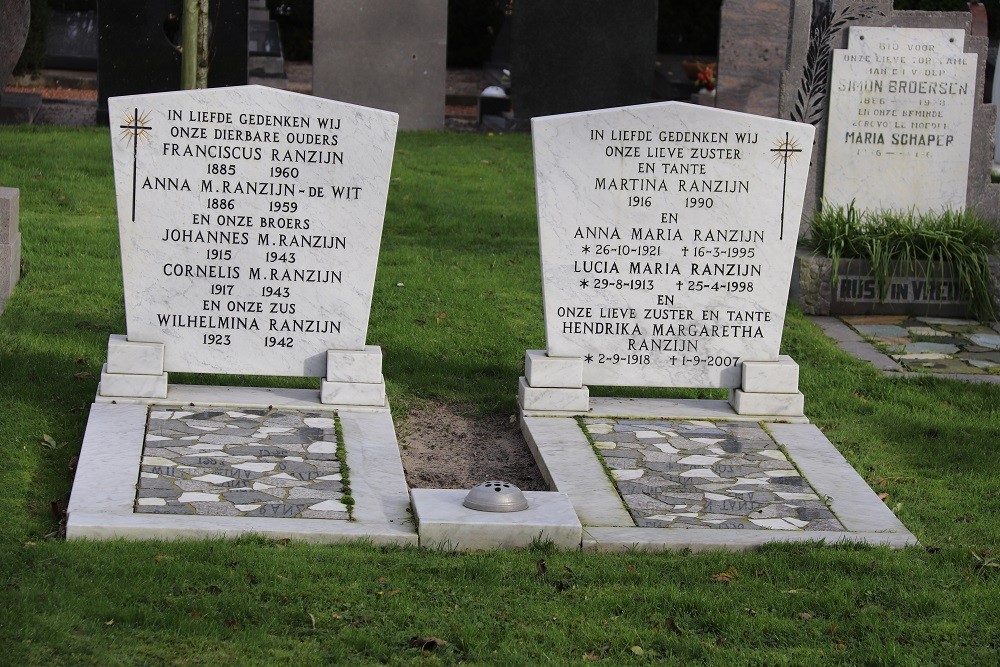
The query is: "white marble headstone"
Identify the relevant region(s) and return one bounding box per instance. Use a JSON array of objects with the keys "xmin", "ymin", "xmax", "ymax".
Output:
[
  {"xmin": 824, "ymin": 27, "xmax": 977, "ymax": 212},
  {"xmin": 109, "ymin": 86, "xmax": 398, "ymax": 376},
  {"xmin": 532, "ymin": 102, "xmax": 814, "ymax": 388}
]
